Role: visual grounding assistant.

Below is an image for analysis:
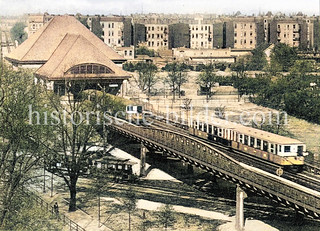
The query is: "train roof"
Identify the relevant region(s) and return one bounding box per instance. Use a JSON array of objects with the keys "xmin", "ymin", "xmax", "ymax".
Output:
[{"xmin": 234, "ymin": 126, "xmax": 304, "ymax": 145}]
